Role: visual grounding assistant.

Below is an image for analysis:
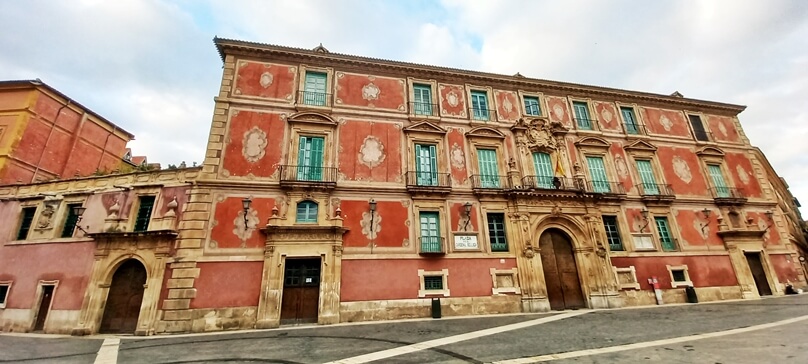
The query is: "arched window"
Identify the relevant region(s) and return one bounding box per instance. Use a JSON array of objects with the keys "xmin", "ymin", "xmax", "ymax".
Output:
[{"xmin": 296, "ymin": 201, "xmax": 318, "ymax": 223}]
